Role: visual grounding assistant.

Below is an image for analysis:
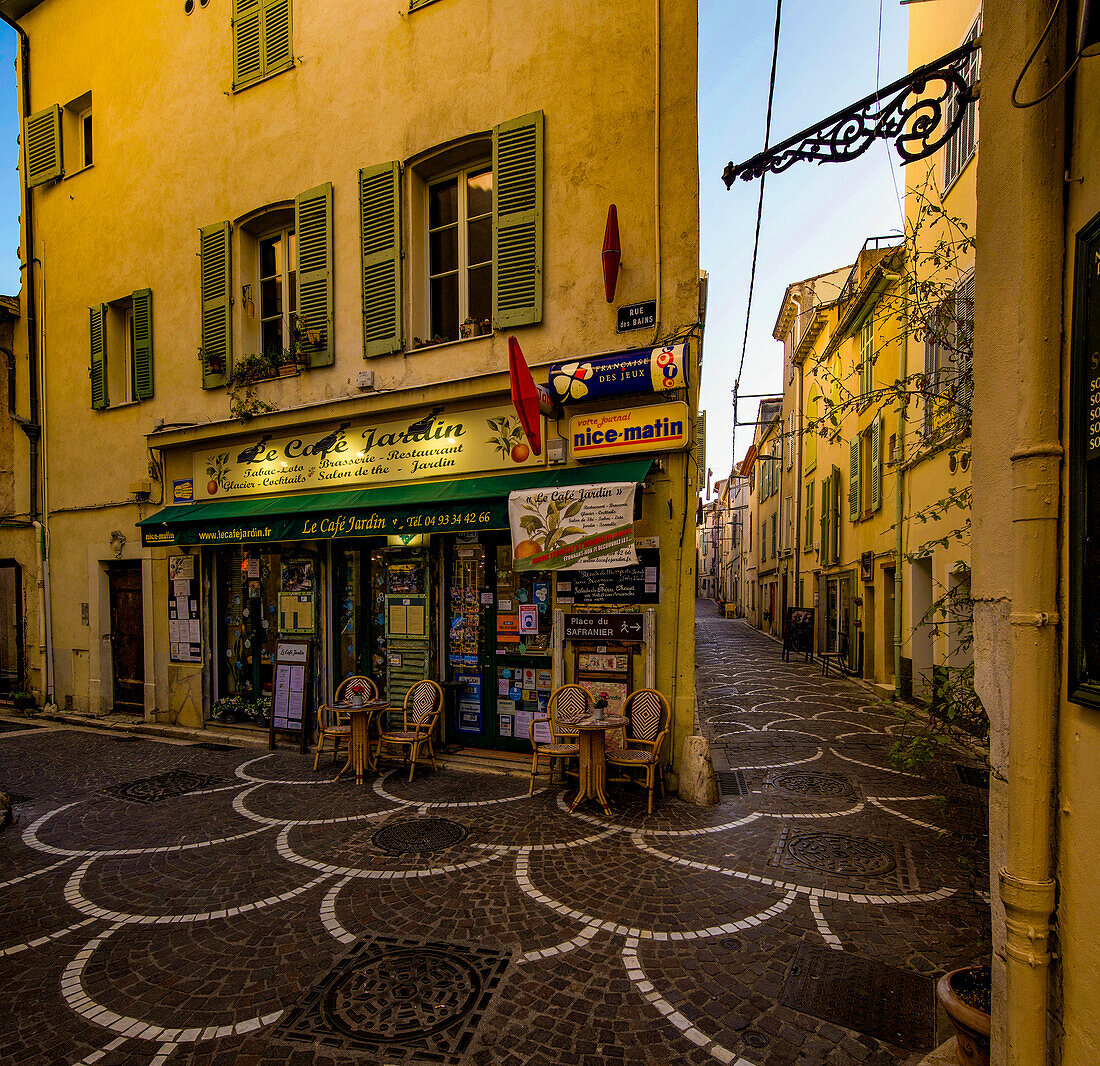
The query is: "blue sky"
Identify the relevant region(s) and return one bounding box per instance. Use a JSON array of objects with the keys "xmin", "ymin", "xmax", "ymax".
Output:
[
  {"xmin": 0, "ymin": 5, "xmax": 904, "ymax": 480},
  {"xmin": 699, "ymin": 0, "xmax": 907, "ymax": 477}
]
